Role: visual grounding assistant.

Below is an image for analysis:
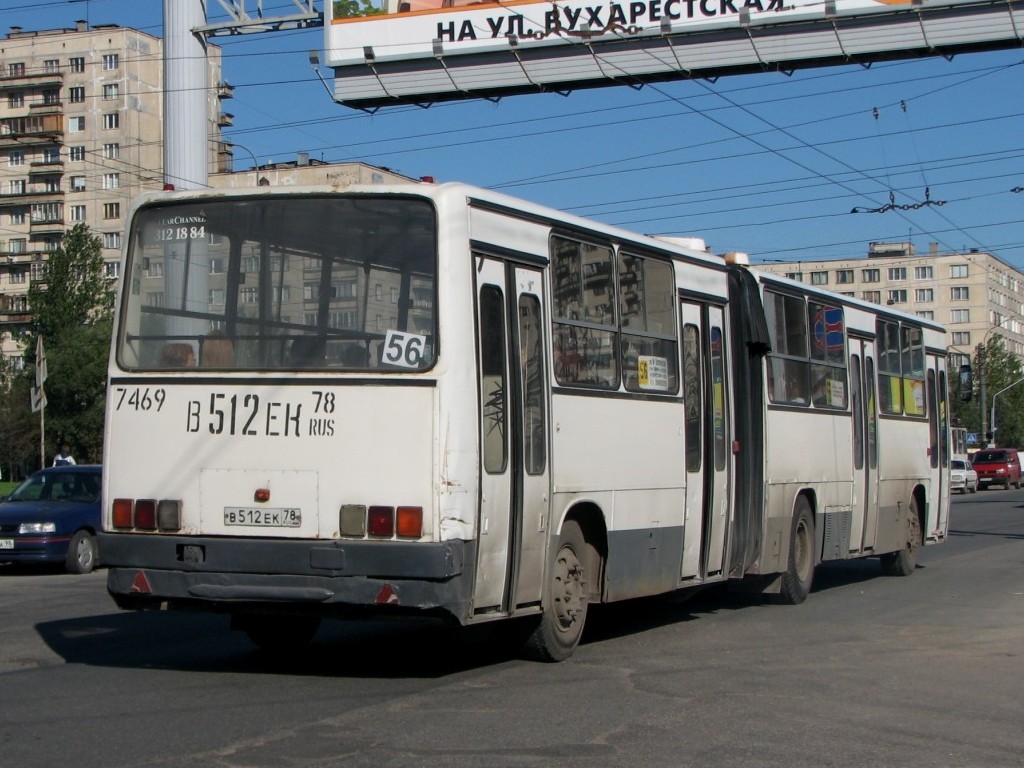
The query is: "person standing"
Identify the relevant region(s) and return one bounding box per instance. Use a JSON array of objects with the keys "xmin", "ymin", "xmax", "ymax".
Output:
[{"xmin": 53, "ymin": 443, "xmax": 76, "ymax": 467}]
